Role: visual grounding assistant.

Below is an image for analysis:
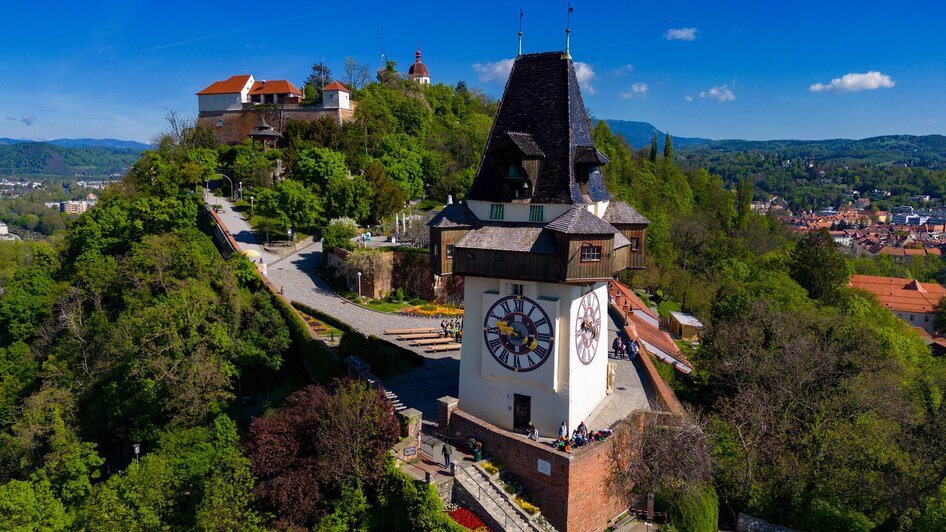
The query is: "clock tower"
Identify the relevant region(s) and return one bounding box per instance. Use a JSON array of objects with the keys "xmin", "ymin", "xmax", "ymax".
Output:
[{"xmin": 429, "ymin": 52, "xmax": 649, "ymax": 438}]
